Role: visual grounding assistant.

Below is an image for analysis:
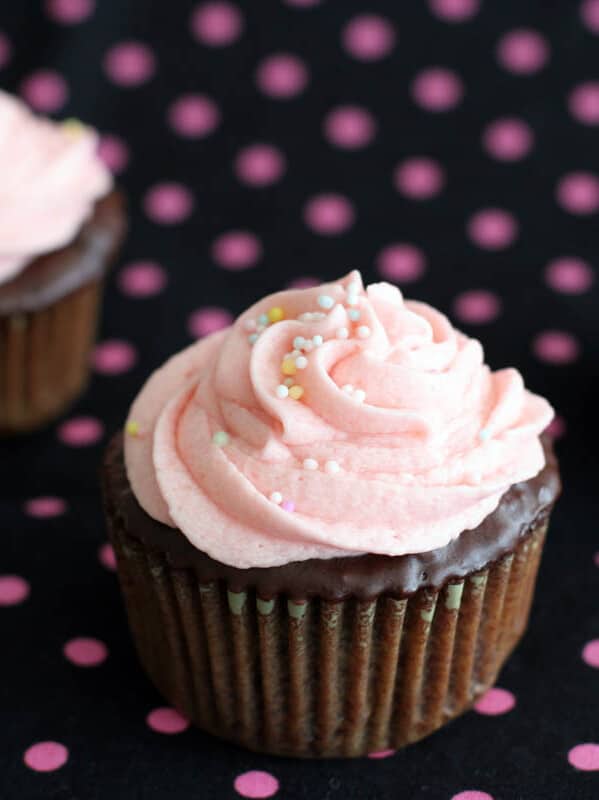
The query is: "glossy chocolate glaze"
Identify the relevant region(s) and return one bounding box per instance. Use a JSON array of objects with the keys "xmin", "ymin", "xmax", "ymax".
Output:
[
  {"xmin": 103, "ymin": 433, "xmax": 560, "ymax": 601},
  {"xmin": 0, "ymin": 190, "xmax": 125, "ymax": 315}
]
